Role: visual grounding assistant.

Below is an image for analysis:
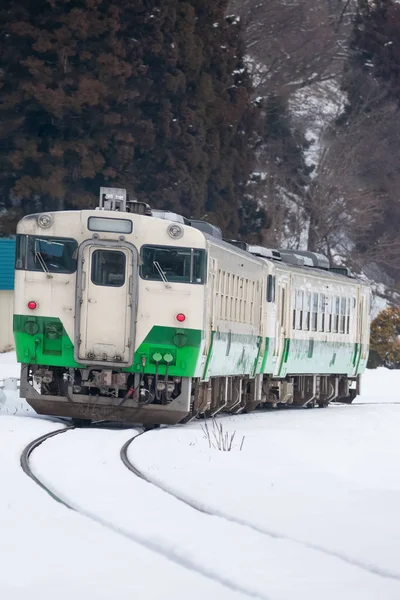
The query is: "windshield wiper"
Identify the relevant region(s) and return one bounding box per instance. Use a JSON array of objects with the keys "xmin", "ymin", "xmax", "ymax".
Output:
[
  {"xmin": 35, "ymin": 250, "xmax": 52, "ymax": 278},
  {"xmin": 153, "ymin": 261, "xmax": 171, "ymax": 289}
]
